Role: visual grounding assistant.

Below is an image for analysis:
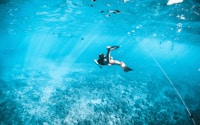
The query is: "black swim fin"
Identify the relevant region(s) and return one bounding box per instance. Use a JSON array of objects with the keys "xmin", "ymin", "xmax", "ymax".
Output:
[
  {"xmin": 107, "ymin": 46, "xmax": 119, "ymax": 50},
  {"xmin": 123, "ymin": 66, "xmax": 133, "ymax": 72}
]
